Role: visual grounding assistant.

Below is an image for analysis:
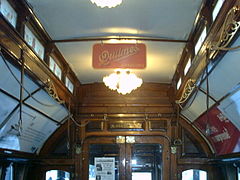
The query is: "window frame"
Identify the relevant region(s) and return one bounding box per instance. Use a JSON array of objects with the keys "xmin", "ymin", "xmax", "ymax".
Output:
[
  {"xmin": 45, "ymin": 169, "xmax": 71, "ymax": 180},
  {"xmin": 177, "ymin": 77, "xmax": 182, "ymax": 90},
  {"xmin": 65, "ymin": 76, "xmax": 74, "ymax": 94},
  {"xmin": 181, "ymin": 169, "xmax": 207, "ymax": 180},
  {"xmin": 4, "ymin": 163, "xmax": 14, "ymax": 180},
  {"xmin": 24, "ymin": 24, "xmax": 45, "ymax": 60},
  {"xmin": 194, "ymin": 26, "xmax": 207, "ymax": 56},
  {"xmin": 237, "ymin": 166, "xmax": 240, "ymax": 180},
  {"xmin": 49, "ymin": 56, "xmax": 62, "ymax": 80},
  {"xmin": 184, "ymin": 57, "xmax": 192, "ymax": 76}
]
